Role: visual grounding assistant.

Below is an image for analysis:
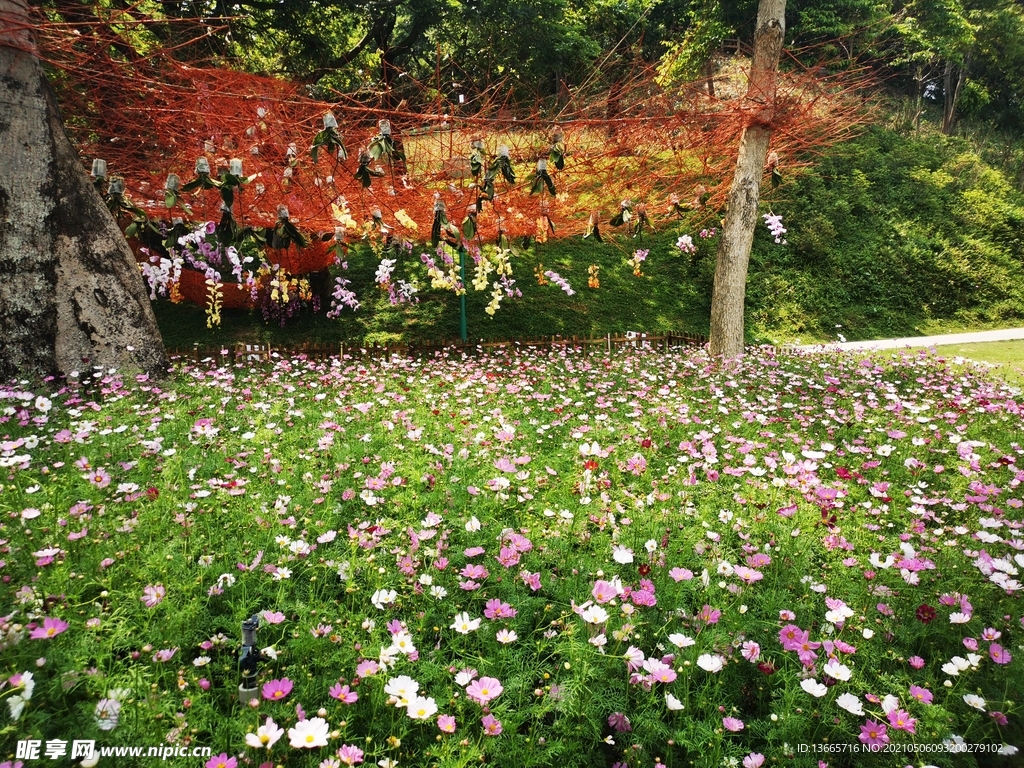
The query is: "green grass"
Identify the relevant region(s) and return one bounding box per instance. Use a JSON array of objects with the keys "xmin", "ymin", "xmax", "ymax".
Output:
[{"xmin": 928, "ymin": 340, "xmax": 1024, "ymax": 387}]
